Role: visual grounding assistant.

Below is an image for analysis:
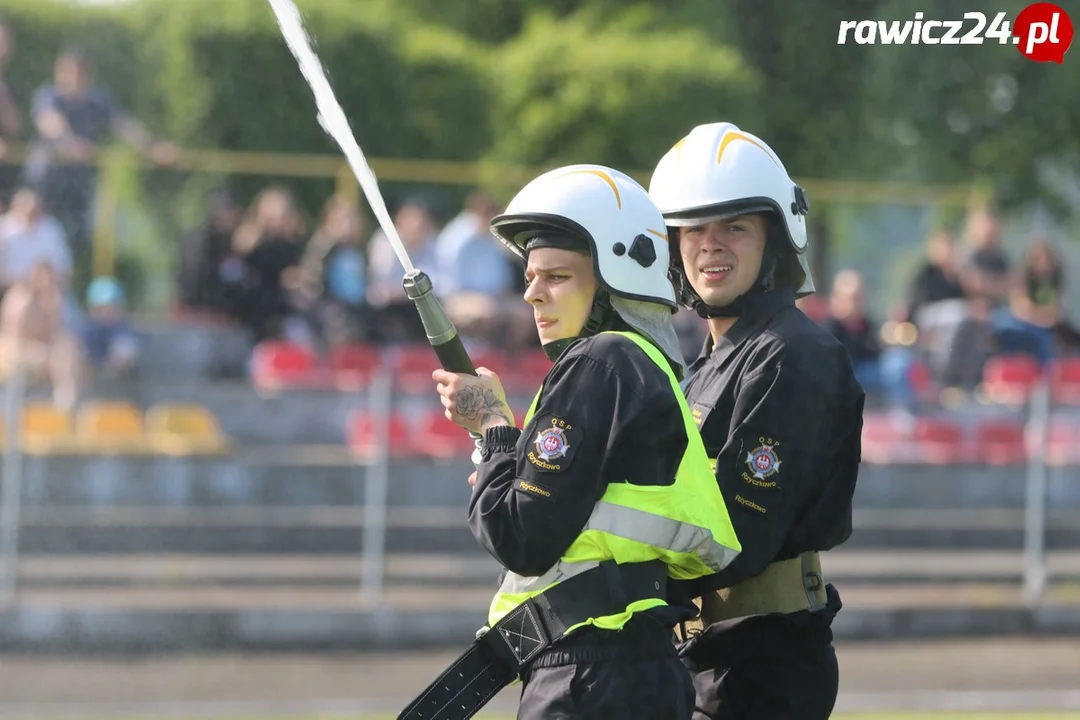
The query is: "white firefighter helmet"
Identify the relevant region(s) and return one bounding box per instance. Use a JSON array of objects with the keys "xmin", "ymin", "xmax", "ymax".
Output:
[
  {"xmin": 648, "ymin": 122, "xmax": 815, "ymax": 299},
  {"xmin": 491, "ymin": 164, "xmax": 686, "ymax": 375}
]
